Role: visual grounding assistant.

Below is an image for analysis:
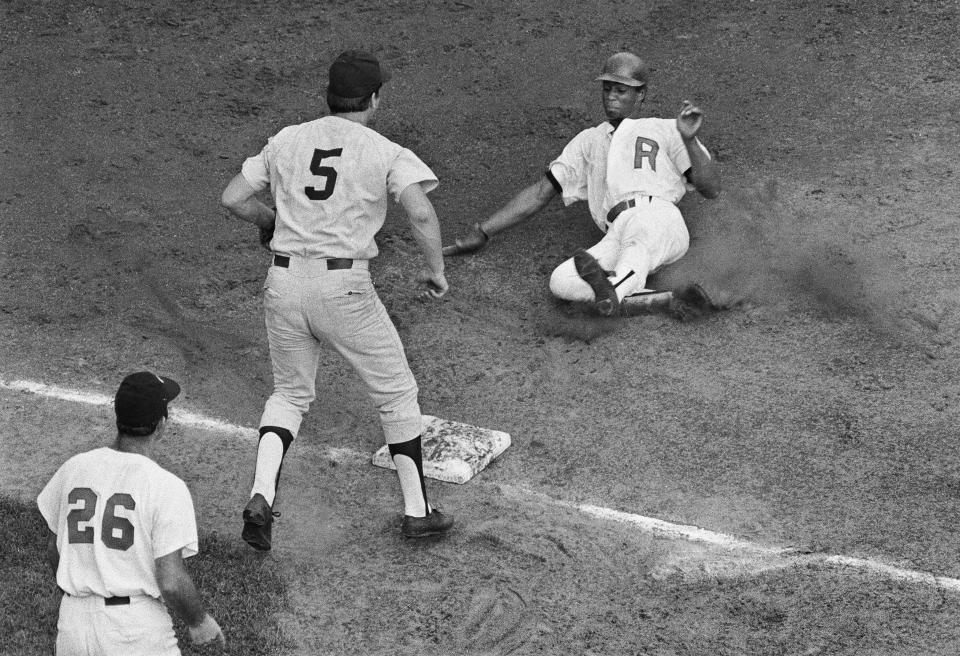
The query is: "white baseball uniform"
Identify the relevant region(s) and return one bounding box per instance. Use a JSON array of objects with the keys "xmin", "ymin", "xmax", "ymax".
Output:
[
  {"xmin": 240, "ymin": 115, "xmax": 438, "ymax": 445},
  {"xmin": 37, "ymin": 447, "xmax": 198, "ymax": 656},
  {"xmin": 547, "ymin": 117, "xmax": 711, "ymax": 301}
]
